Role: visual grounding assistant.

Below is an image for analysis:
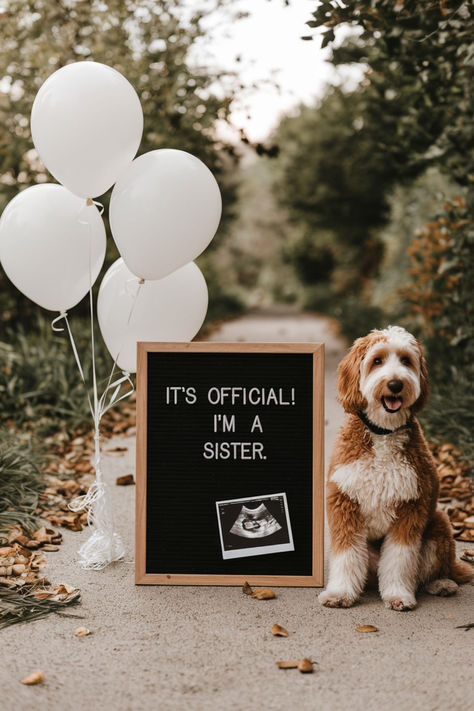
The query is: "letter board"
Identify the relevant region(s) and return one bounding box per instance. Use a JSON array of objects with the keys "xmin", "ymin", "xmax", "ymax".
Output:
[{"xmin": 135, "ymin": 342, "xmax": 324, "ymax": 586}]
